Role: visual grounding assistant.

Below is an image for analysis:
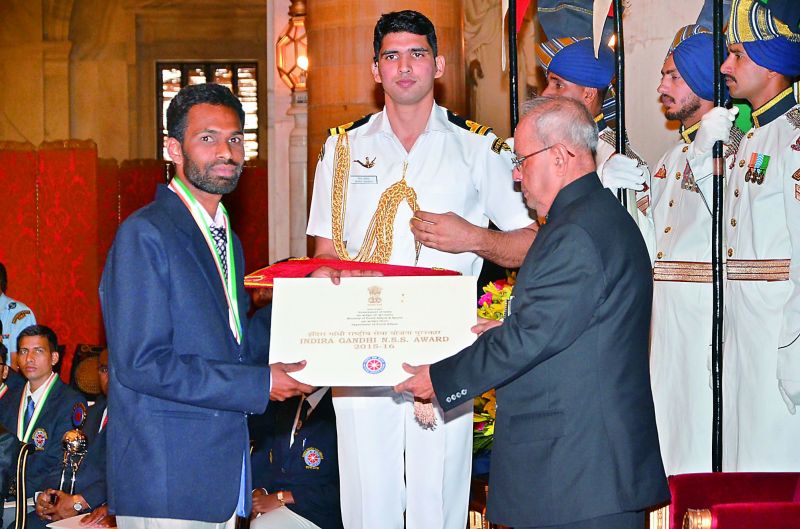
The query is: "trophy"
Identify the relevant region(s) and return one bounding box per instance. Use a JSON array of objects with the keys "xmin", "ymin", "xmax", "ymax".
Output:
[{"xmin": 58, "ymin": 403, "xmax": 89, "ymax": 494}]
